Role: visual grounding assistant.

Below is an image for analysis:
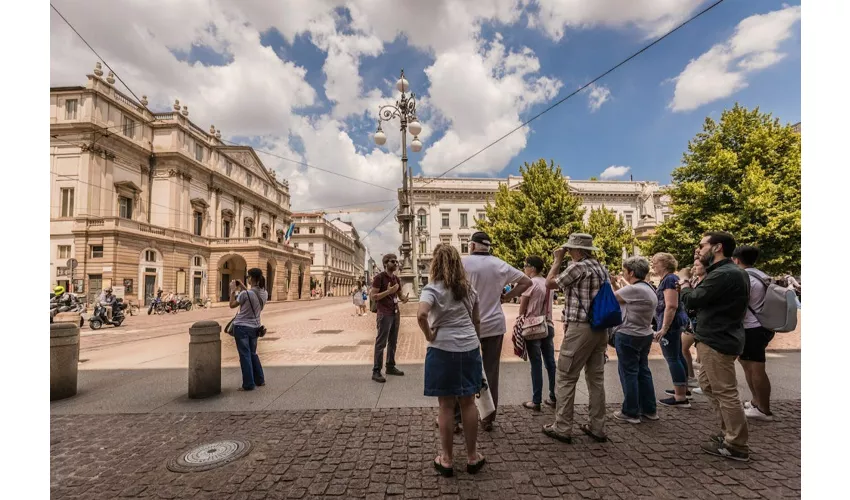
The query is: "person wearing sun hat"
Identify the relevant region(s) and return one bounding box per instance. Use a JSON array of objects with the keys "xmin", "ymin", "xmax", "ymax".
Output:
[{"xmin": 542, "ymin": 232, "xmax": 611, "ymax": 444}]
